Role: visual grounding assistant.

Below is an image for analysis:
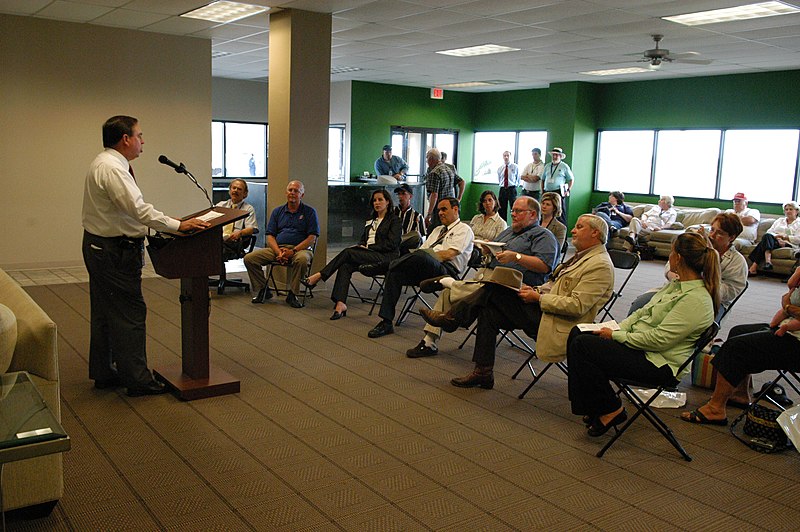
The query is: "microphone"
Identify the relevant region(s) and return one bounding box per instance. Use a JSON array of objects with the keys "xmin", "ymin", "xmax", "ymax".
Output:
[
  {"xmin": 158, "ymin": 154, "xmax": 186, "ymax": 174},
  {"xmin": 159, "ymin": 155, "xmax": 213, "ymax": 208}
]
